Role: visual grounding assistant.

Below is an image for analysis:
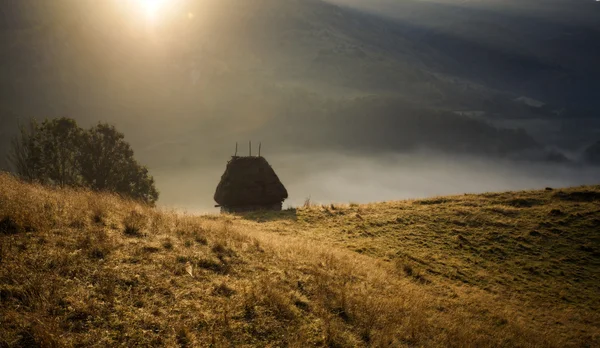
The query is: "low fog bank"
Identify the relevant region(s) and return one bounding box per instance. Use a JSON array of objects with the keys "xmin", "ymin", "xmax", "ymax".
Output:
[{"xmin": 152, "ymin": 151, "xmax": 600, "ymax": 213}]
